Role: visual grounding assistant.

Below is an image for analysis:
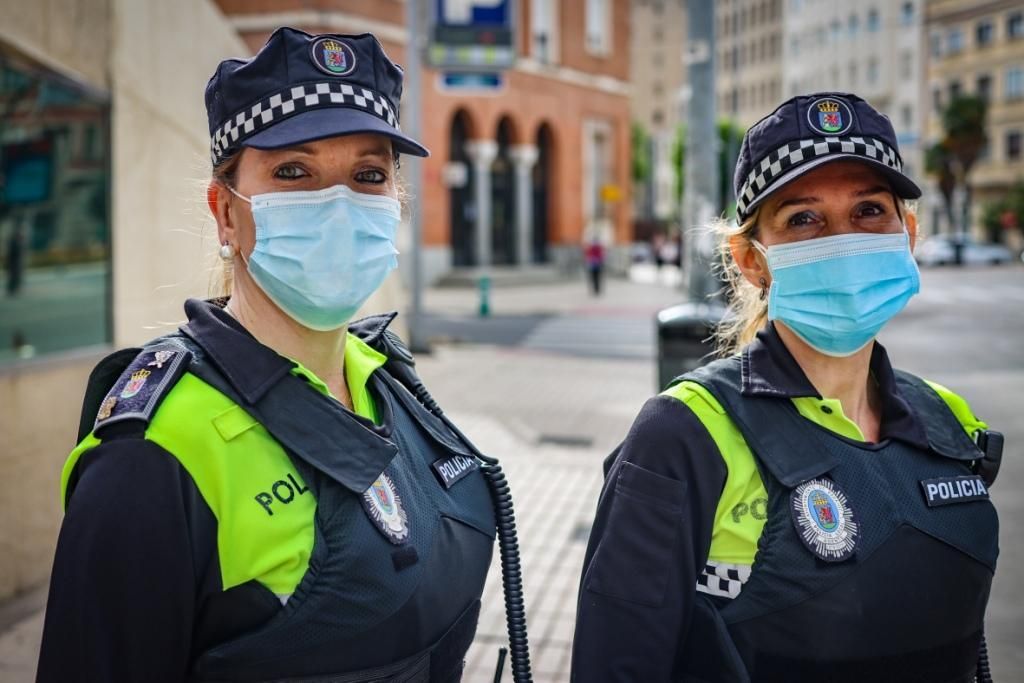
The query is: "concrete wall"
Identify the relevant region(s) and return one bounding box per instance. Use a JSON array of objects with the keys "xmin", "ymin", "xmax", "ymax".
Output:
[{"xmin": 0, "ymin": 0, "xmax": 254, "ymax": 604}]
